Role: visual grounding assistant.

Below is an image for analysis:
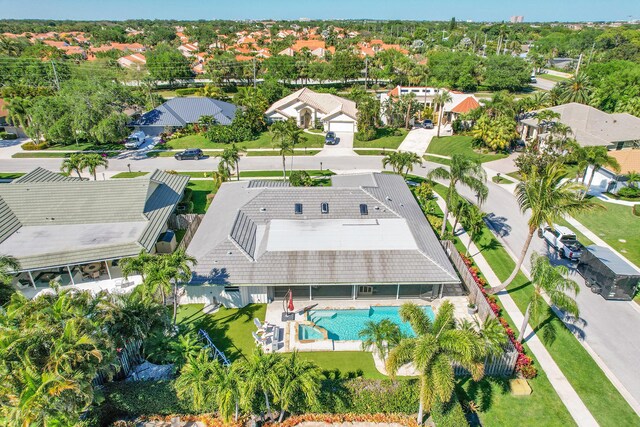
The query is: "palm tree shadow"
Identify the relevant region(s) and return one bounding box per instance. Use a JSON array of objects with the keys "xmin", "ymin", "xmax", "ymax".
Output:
[
  {"xmin": 456, "ymin": 376, "xmax": 503, "ymax": 421},
  {"xmin": 524, "ymin": 307, "xmax": 587, "ymax": 343},
  {"xmin": 485, "ymin": 213, "xmax": 512, "ymax": 238}
]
